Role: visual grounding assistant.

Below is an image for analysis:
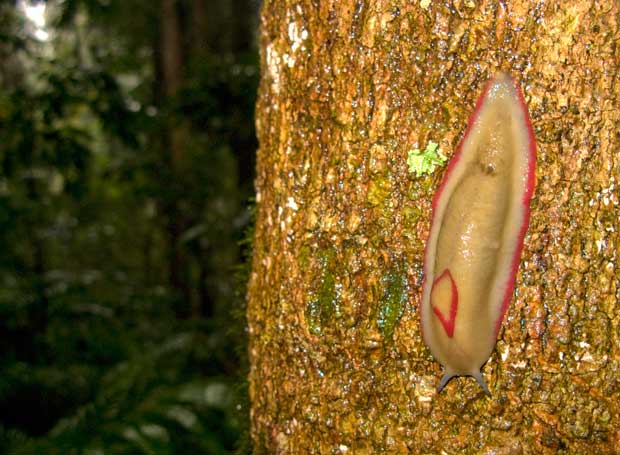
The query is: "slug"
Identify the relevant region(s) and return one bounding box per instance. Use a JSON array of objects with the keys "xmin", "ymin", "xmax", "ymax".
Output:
[{"xmin": 420, "ymin": 73, "xmax": 536, "ymax": 395}]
